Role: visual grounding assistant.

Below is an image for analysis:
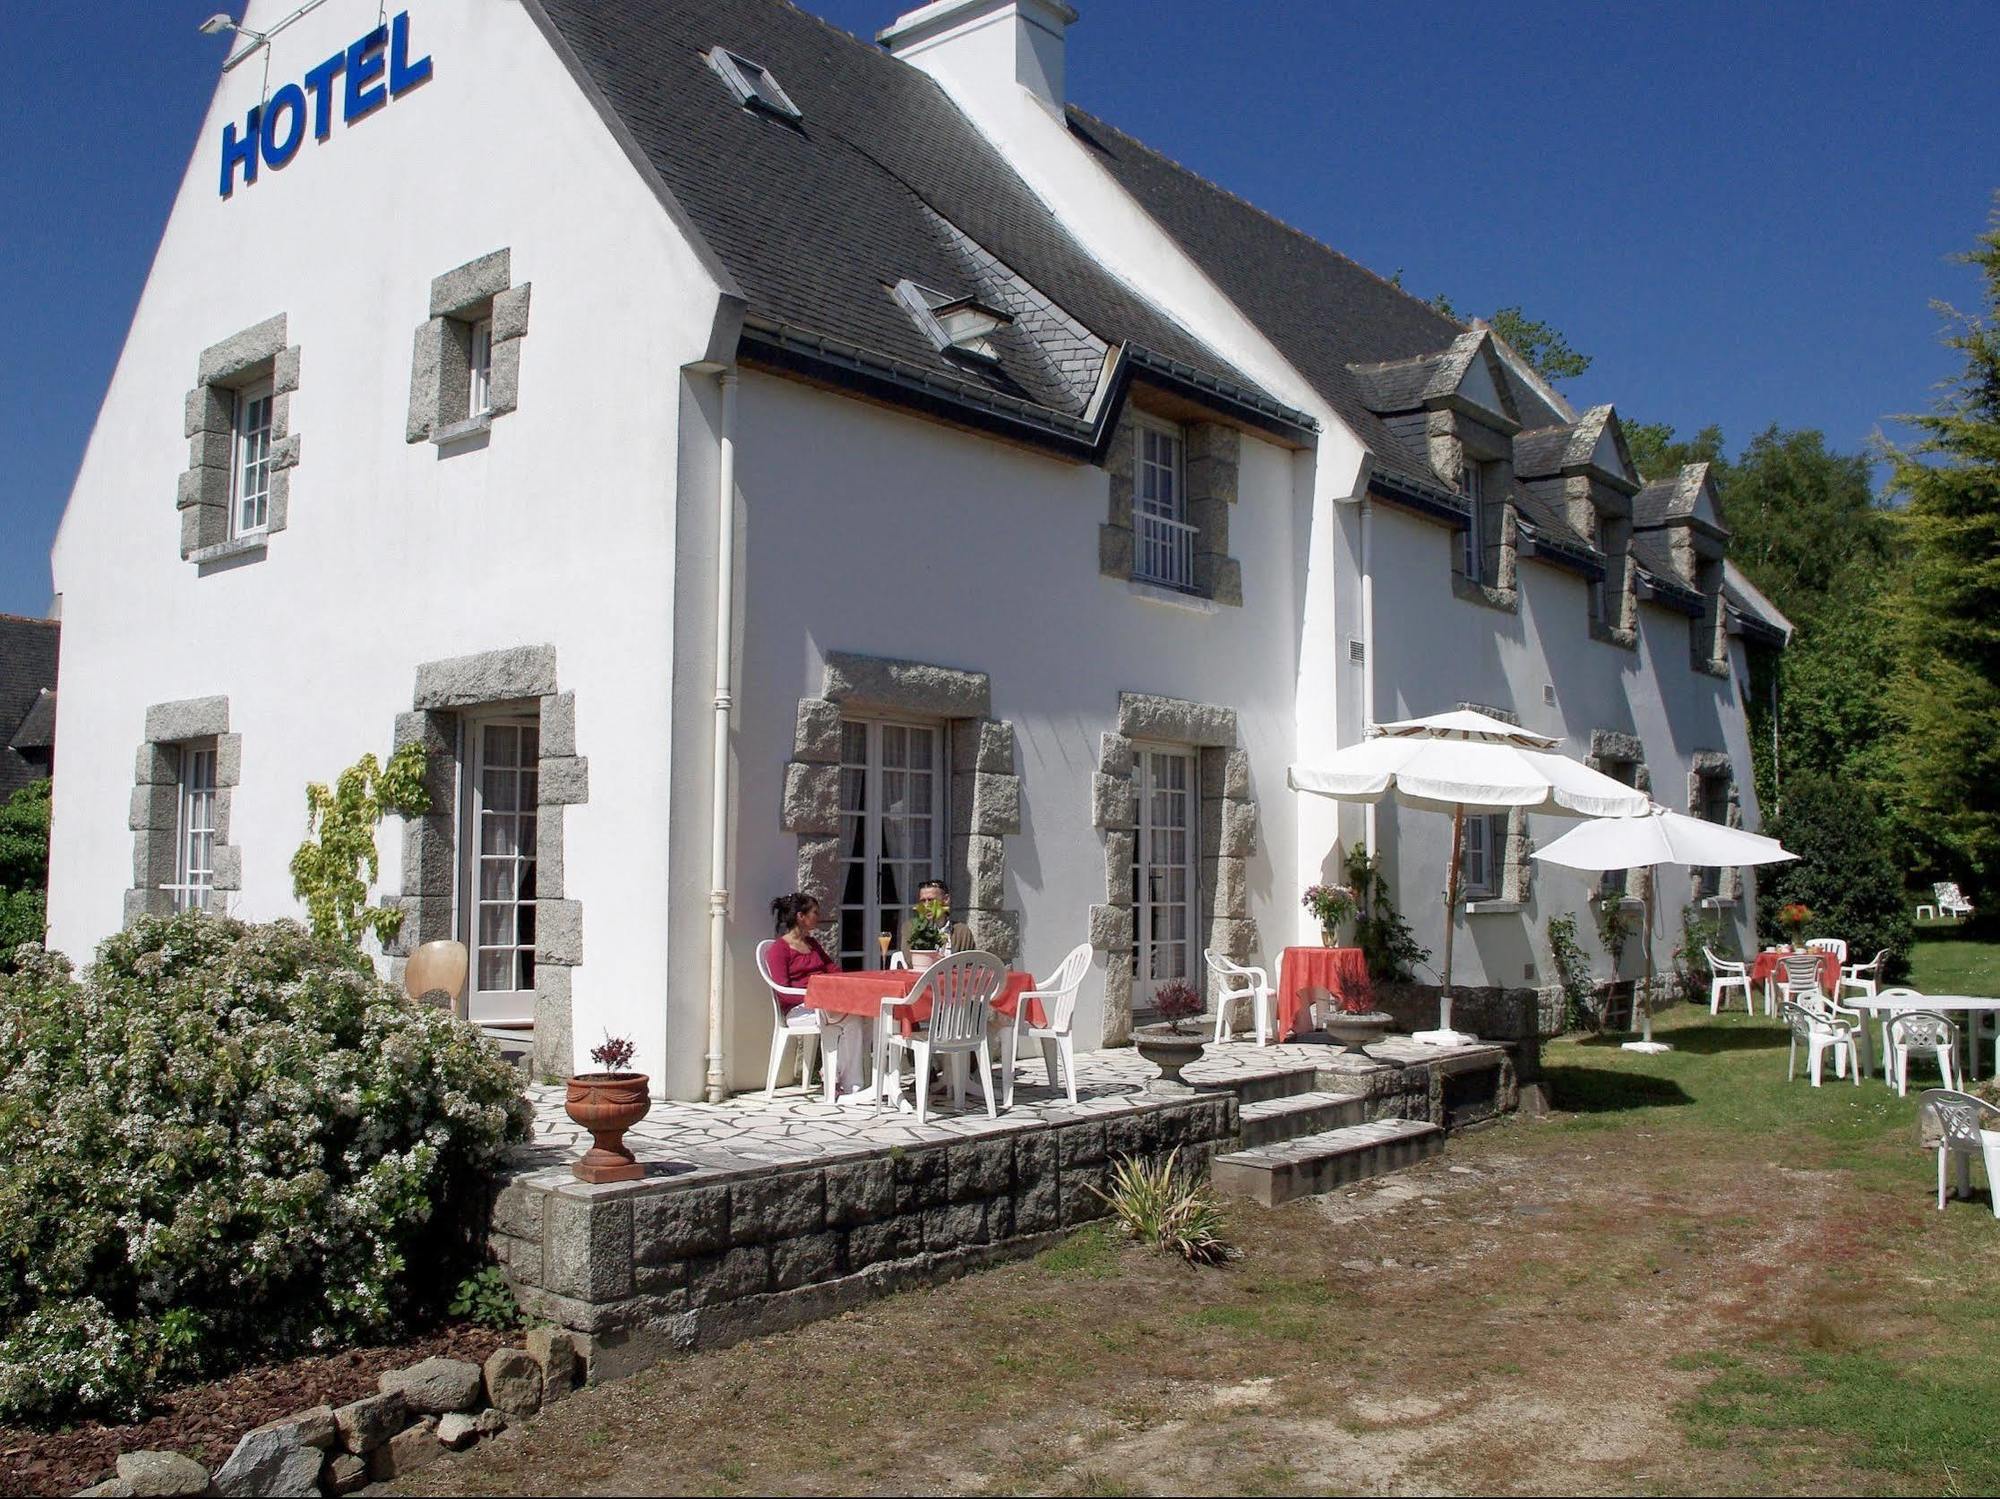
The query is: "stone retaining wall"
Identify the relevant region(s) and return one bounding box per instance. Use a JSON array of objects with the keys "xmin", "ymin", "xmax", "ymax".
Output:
[{"xmin": 492, "ymin": 1092, "xmax": 1236, "ymax": 1382}]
